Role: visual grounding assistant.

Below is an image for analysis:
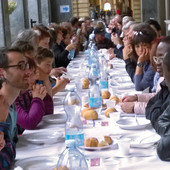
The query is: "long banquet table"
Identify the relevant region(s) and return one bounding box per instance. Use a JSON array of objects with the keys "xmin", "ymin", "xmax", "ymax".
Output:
[{"xmin": 14, "ymin": 51, "xmax": 170, "ymax": 170}]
